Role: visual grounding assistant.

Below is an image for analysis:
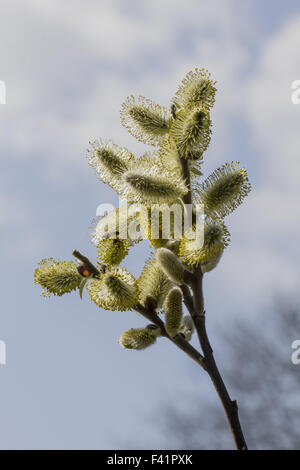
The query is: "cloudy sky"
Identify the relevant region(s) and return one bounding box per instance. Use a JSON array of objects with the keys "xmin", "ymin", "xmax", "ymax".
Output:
[{"xmin": 0, "ymin": 0, "xmax": 300, "ymax": 449}]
